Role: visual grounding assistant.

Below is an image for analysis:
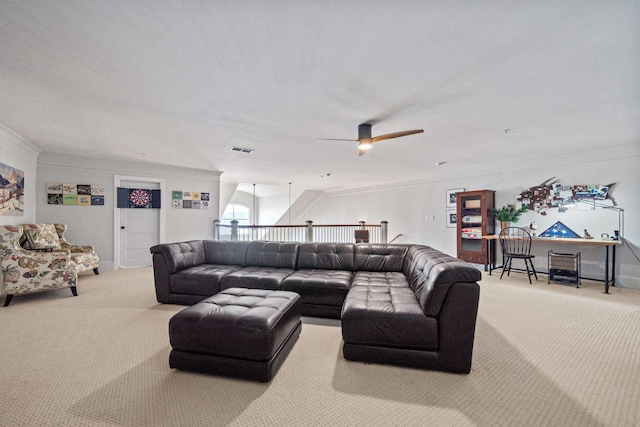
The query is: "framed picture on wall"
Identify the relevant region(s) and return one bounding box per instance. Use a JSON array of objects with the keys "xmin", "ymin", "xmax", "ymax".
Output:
[
  {"xmin": 446, "ymin": 188, "xmax": 464, "ymax": 208},
  {"xmin": 446, "ymin": 209, "xmax": 457, "ymax": 228}
]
